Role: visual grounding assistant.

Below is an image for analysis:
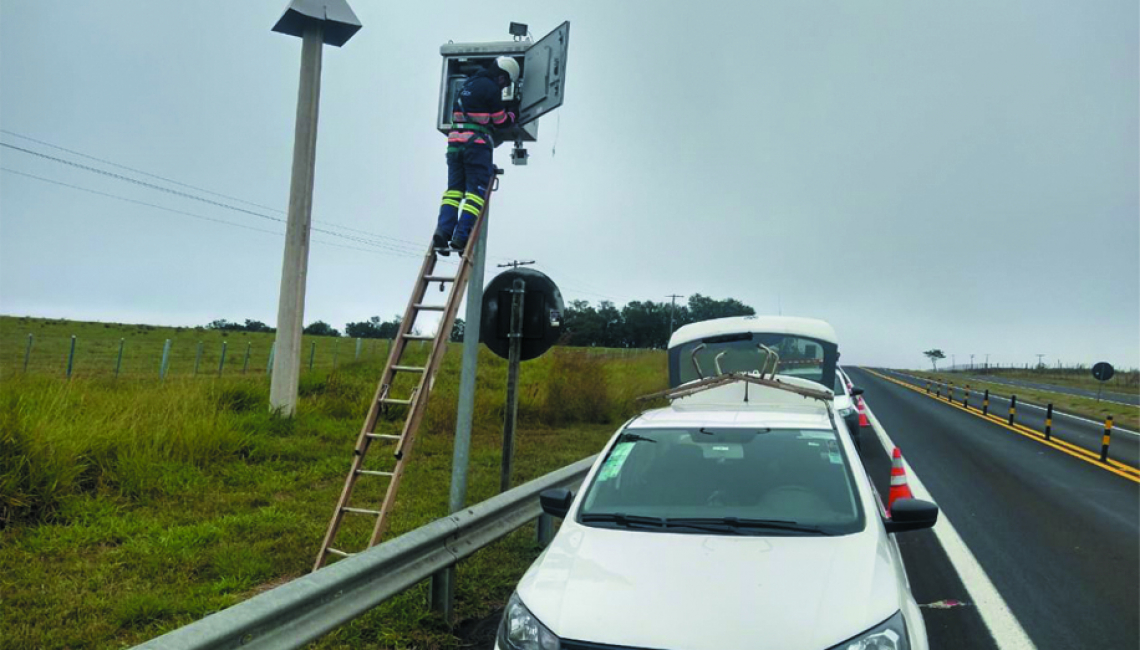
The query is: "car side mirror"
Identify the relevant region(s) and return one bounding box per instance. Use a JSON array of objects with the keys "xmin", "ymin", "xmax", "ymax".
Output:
[
  {"xmin": 540, "ymin": 488, "xmax": 574, "ymax": 519},
  {"xmin": 884, "ymin": 498, "xmax": 939, "ymax": 533},
  {"xmin": 851, "ymin": 387, "xmax": 865, "ymax": 397}
]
